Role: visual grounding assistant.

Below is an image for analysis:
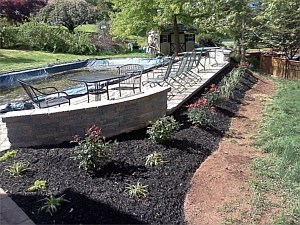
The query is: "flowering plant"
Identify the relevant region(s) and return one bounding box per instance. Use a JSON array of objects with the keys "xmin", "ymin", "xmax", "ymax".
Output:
[
  {"xmin": 203, "ymin": 83, "xmax": 223, "ymax": 106},
  {"xmin": 73, "ymin": 125, "xmax": 113, "ymax": 172},
  {"xmin": 187, "ymin": 97, "xmax": 211, "ymax": 126}
]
